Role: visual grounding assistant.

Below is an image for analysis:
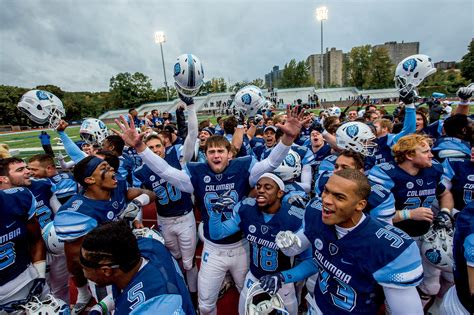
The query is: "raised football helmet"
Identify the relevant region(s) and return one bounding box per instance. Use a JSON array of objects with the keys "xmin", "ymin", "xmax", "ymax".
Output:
[
  {"xmin": 173, "ymin": 54, "xmax": 205, "ymax": 97},
  {"xmin": 233, "ymin": 85, "xmax": 266, "ymax": 117},
  {"xmin": 272, "ymin": 150, "xmax": 302, "ymax": 182},
  {"xmin": 245, "ymin": 282, "xmax": 289, "ymax": 315},
  {"xmin": 421, "ymin": 222, "xmax": 454, "ymax": 273},
  {"xmin": 41, "ymin": 222, "xmax": 64, "ymax": 256},
  {"xmin": 336, "ymin": 121, "xmax": 377, "ymax": 156},
  {"xmin": 394, "ymin": 54, "xmax": 436, "ymax": 97},
  {"xmin": 133, "ymin": 227, "xmax": 165, "ymax": 245},
  {"xmin": 22, "ymin": 294, "xmax": 70, "ymax": 315},
  {"xmin": 17, "ymin": 90, "xmax": 65, "ymax": 129},
  {"xmin": 327, "ymin": 106, "xmax": 341, "ymax": 117},
  {"xmin": 79, "ymin": 118, "xmax": 108, "ymax": 145}
]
